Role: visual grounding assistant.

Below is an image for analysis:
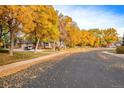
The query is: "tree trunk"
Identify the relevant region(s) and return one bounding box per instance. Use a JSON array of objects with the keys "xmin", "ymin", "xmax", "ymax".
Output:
[
  {"xmin": 9, "ymin": 30, "xmax": 14, "ymax": 56},
  {"xmin": 43, "ymin": 42, "xmax": 46, "ymax": 49},
  {"xmin": 3, "ymin": 41, "xmax": 6, "ymax": 49},
  {"xmin": 53, "ymin": 41, "xmax": 56, "ymax": 52},
  {"xmin": 0, "ymin": 25, "xmax": 2, "ymax": 38},
  {"xmin": 34, "ymin": 38, "xmax": 40, "ymax": 53}
]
